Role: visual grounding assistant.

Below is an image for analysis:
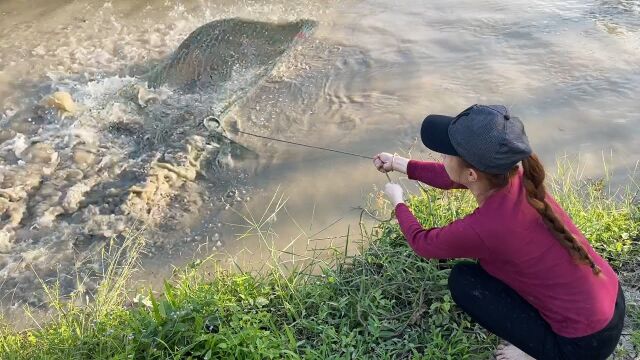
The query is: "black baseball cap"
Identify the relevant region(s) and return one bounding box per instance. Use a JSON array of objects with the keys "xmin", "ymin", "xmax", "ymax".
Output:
[{"xmin": 420, "ymin": 104, "xmax": 532, "ymax": 174}]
